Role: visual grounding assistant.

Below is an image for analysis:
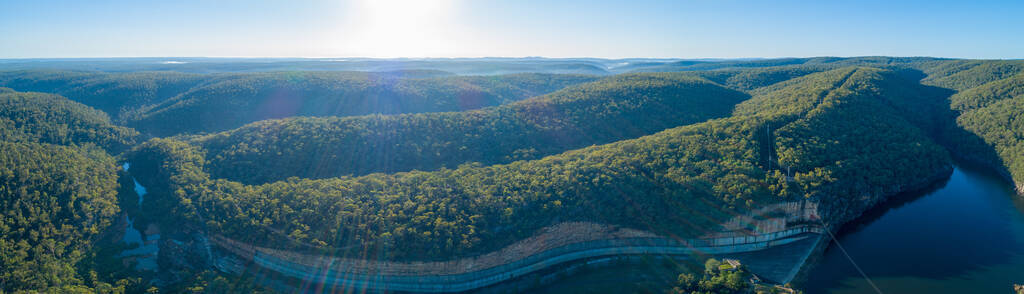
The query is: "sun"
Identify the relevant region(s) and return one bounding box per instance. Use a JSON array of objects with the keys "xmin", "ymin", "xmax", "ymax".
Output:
[{"xmin": 342, "ymin": 0, "xmax": 460, "ymax": 57}]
